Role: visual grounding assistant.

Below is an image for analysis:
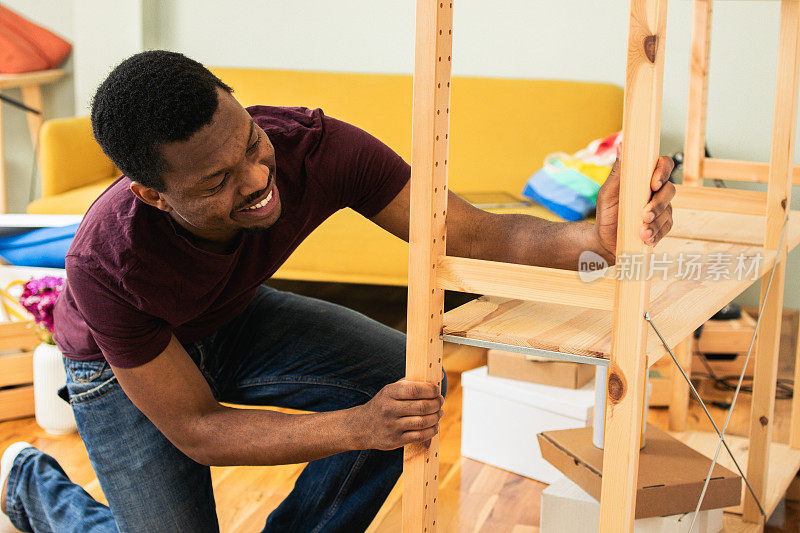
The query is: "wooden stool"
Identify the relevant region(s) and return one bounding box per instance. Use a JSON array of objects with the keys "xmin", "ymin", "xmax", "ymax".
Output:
[{"xmin": 0, "ymin": 69, "xmax": 64, "ymax": 214}]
